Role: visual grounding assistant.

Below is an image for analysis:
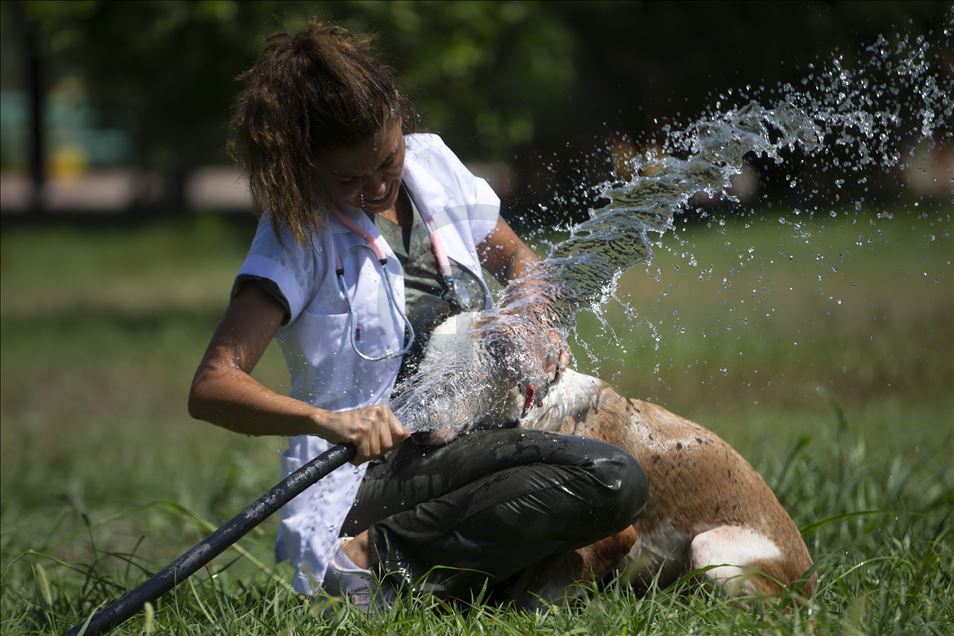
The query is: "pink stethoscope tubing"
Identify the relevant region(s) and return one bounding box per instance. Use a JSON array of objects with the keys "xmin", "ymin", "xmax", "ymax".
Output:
[
  {"xmin": 330, "ymin": 201, "xmax": 491, "ymax": 363},
  {"xmin": 331, "ymin": 208, "xmax": 415, "ymax": 362}
]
